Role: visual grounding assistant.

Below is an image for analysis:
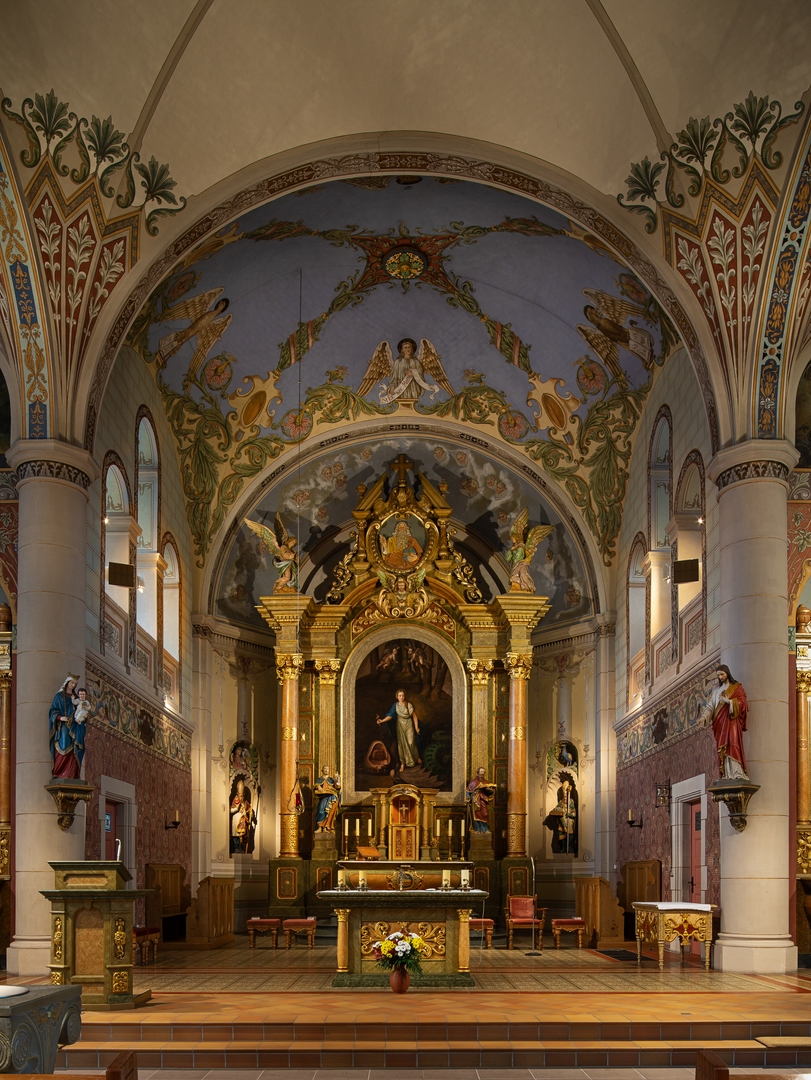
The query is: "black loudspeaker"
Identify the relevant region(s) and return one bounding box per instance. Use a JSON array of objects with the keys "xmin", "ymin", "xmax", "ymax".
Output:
[
  {"xmin": 107, "ymin": 562, "xmax": 136, "ymax": 588},
  {"xmin": 672, "ymin": 558, "xmax": 699, "ymax": 584}
]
